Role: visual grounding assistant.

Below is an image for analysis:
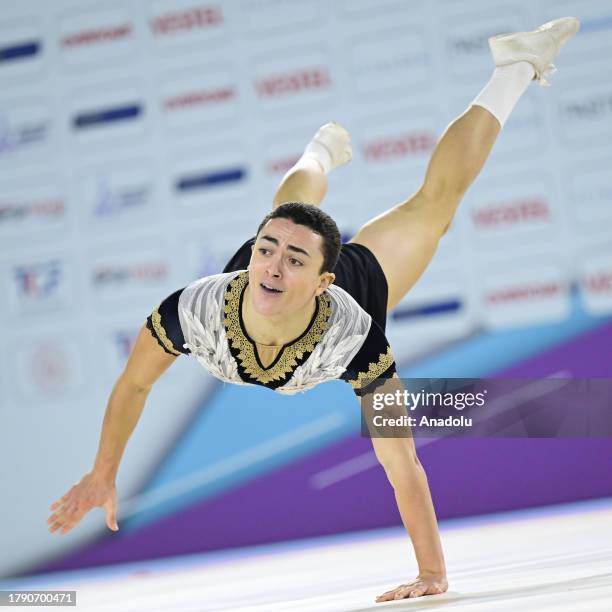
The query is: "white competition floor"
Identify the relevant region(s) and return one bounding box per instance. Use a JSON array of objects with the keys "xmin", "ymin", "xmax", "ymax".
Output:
[{"xmin": 7, "ymin": 498, "xmax": 612, "ymax": 611}]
